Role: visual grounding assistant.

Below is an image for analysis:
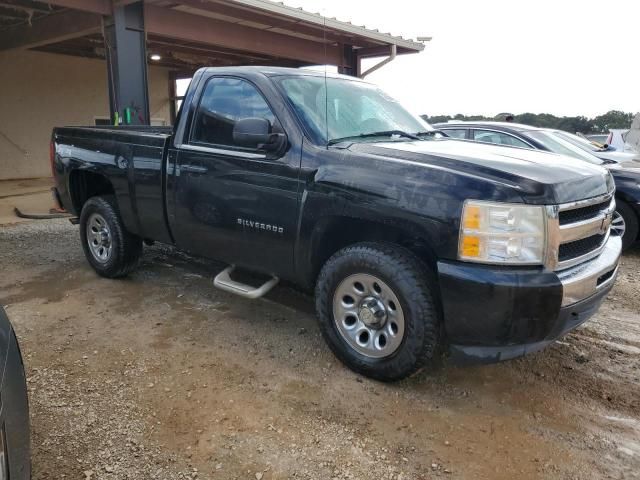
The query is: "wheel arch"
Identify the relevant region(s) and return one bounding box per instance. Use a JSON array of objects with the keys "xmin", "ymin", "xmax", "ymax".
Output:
[
  {"xmin": 614, "ymin": 194, "xmax": 640, "ymax": 244},
  {"xmin": 68, "ymin": 169, "xmax": 115, "ymax": 215},
  {"xmin": 616, "ymin": 192, "xmax": 640, "ymax": 215},
  {"xmin": 303, "ymin": 215, "xmax": 441, "ymax": 289}
]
